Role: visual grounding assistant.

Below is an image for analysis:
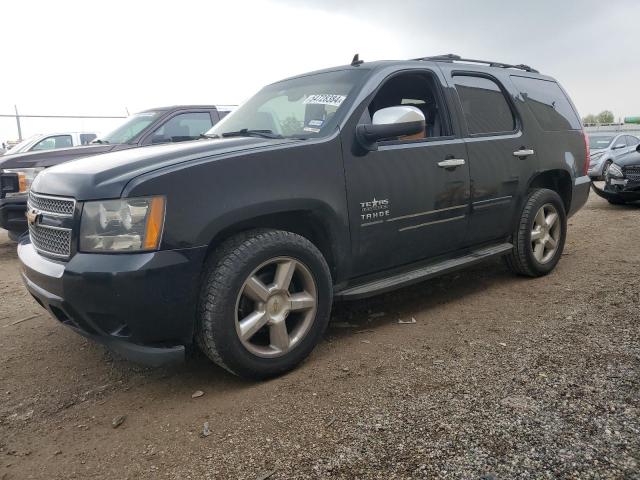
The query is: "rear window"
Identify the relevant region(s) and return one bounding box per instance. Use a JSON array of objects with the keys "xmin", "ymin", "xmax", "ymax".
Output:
[{"xmin": 510, "ymin": 76, "xmax": 581, "ymax": 131}]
